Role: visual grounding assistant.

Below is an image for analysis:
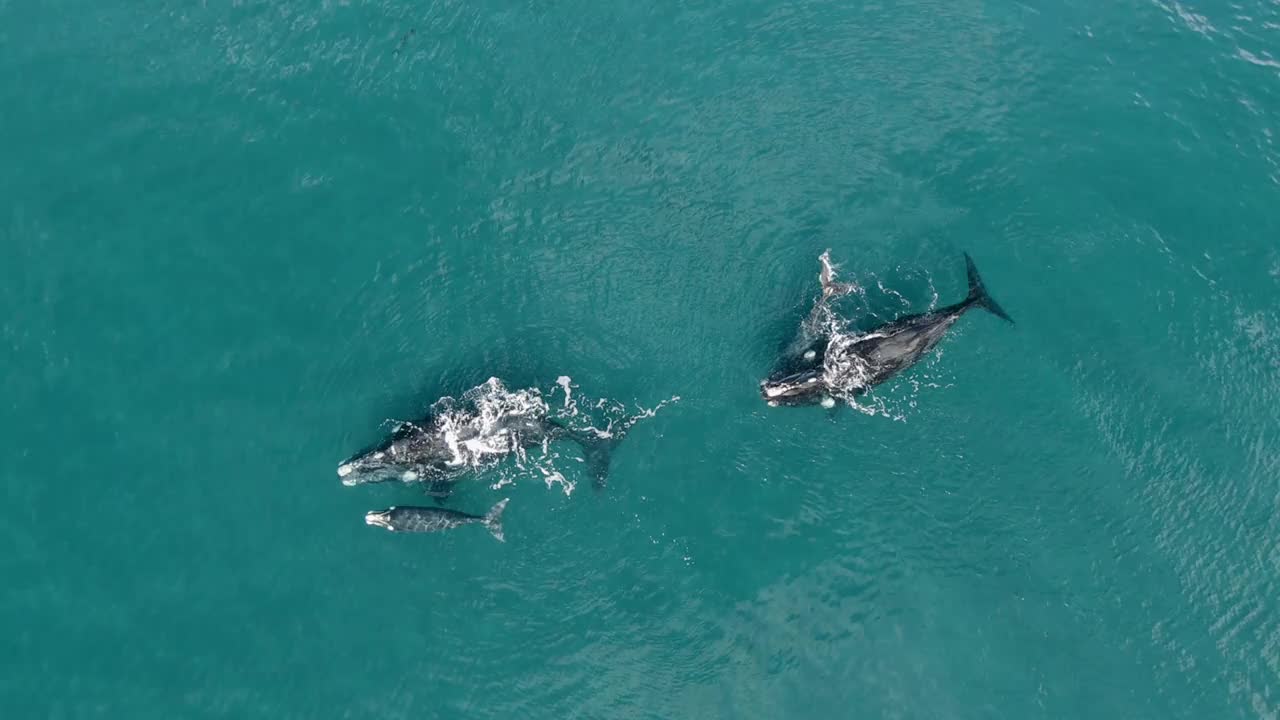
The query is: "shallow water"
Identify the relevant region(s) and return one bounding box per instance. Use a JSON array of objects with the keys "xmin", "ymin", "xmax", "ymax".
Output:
[{"xmin": 4, "ymin": 1, "xmax": 1280, "ymax": 718}]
